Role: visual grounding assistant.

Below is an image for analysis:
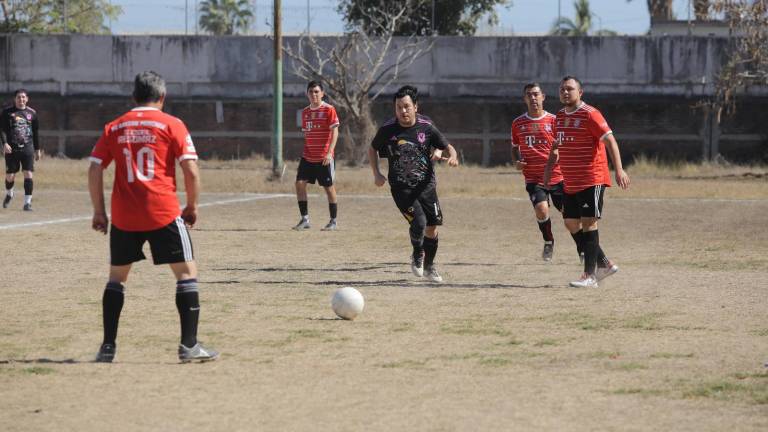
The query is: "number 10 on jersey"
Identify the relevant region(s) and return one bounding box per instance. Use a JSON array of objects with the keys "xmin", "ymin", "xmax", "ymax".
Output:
[{"xmin": 122, "ymin": 147, "xmax": 155, "ymax": 182}]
